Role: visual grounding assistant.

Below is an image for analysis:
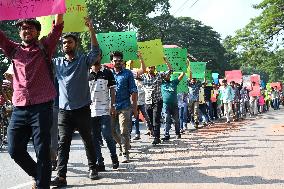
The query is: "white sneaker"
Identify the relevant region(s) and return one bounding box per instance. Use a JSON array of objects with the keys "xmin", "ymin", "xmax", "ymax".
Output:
[{"xmin": 121, "ymin": 154, "xmax": 130, "ymax": 163}]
